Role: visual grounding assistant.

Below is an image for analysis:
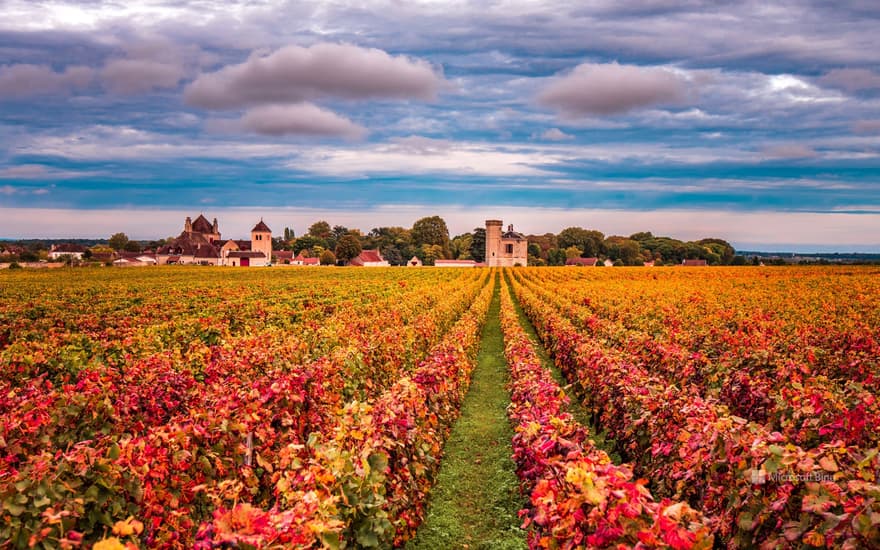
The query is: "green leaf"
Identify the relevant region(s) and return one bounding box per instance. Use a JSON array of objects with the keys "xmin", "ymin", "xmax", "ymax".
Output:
[
  {"xmin": 367, "ymin": 452, "xmax": 388, "ymax": 474},
  {"xmin": 320, "ymin": 531, "xmax": 341, "ymax": 550}
]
